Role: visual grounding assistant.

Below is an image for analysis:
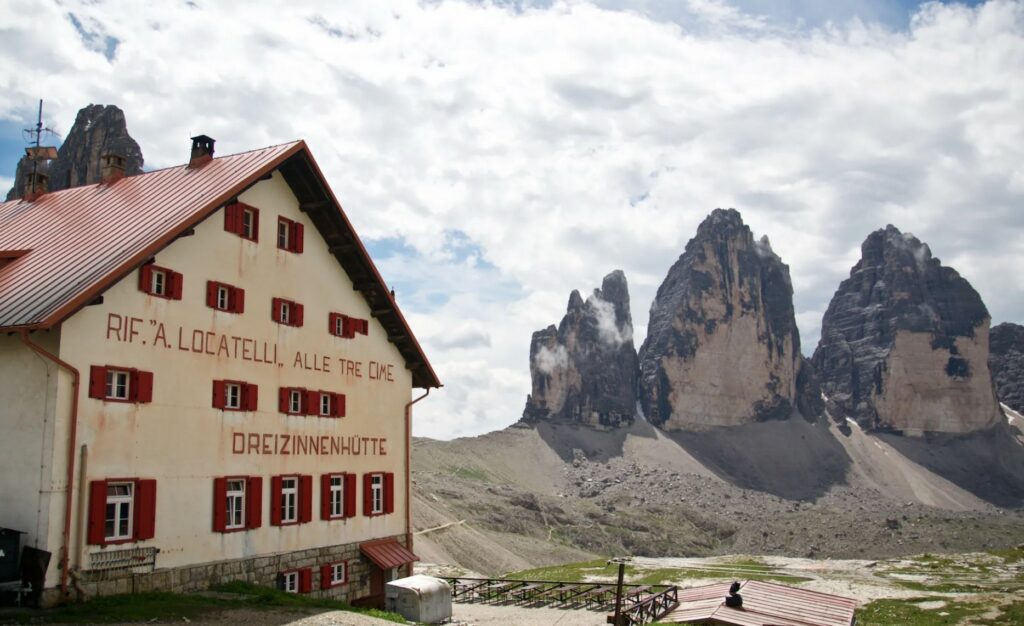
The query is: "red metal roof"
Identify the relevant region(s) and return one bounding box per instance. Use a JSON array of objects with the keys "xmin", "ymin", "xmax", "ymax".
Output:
[
  {"xmin": 0, "ymin": 140, "xmax": 440, "ymax": 388},
  {"xmin": 663, "ymin": 580, "xmax": 856, "ymax": 626},
  {"xmin": 360, "ymin": 538, "xmax": 419, "ymax": 569}
]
